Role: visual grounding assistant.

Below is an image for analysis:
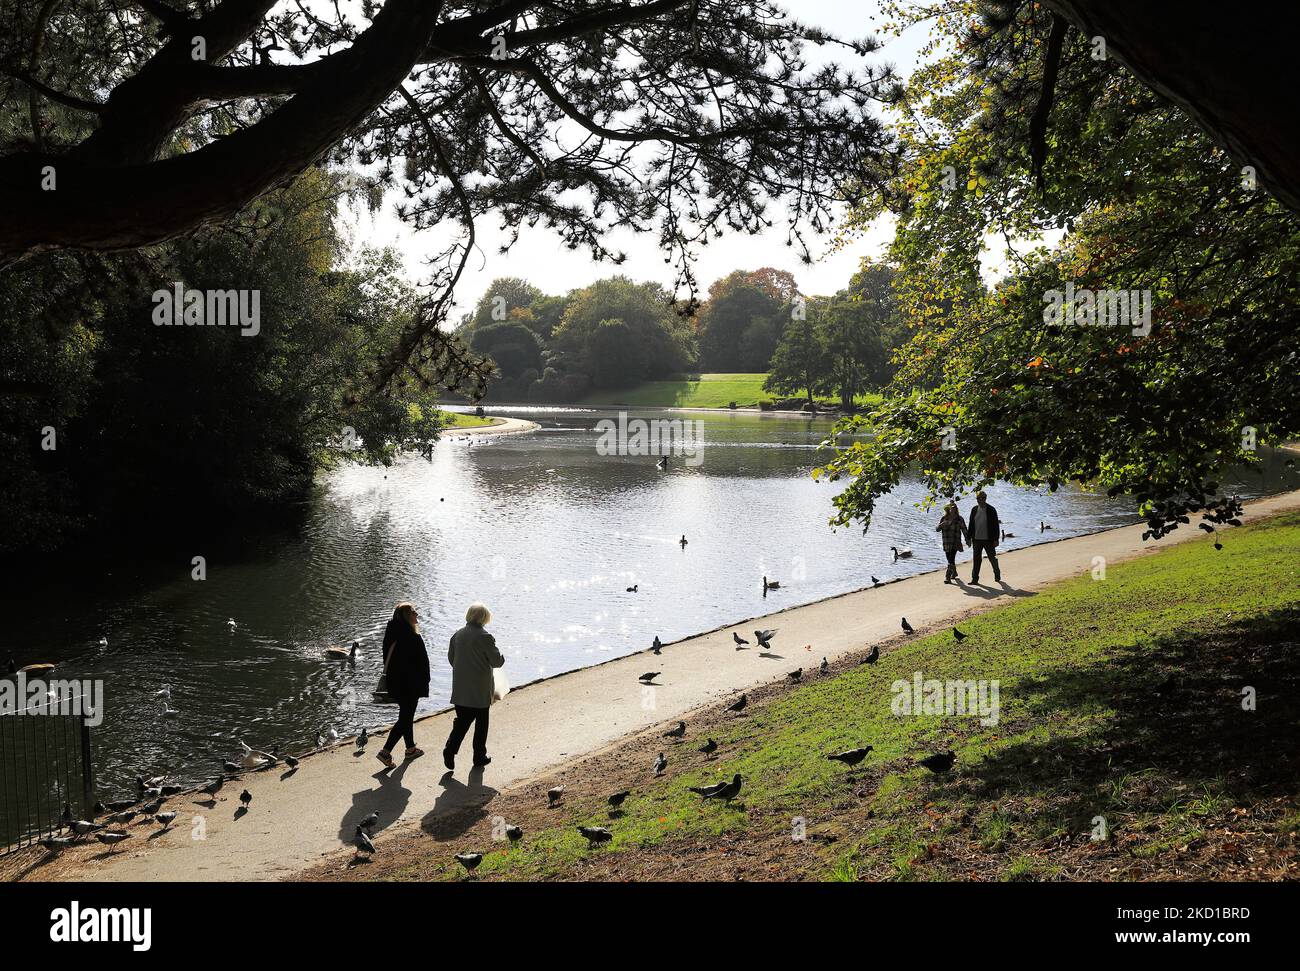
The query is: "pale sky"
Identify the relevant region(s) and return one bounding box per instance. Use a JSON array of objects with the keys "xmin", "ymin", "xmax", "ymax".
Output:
[{"xmin": 338, "ymin": 2, "xmax": 935, "ymax": 310}]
